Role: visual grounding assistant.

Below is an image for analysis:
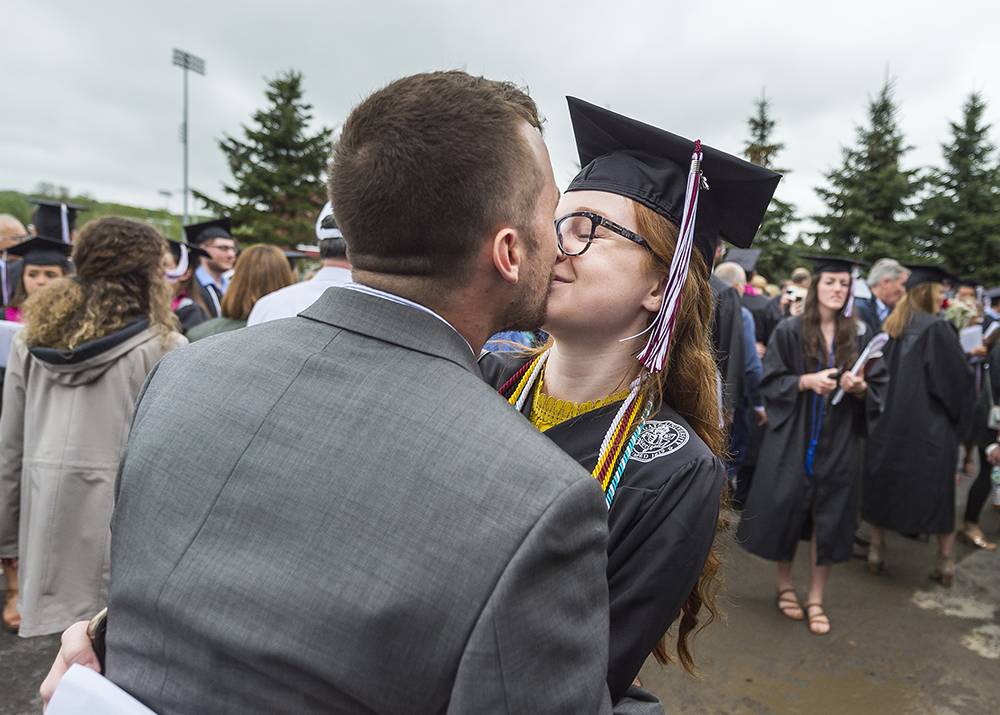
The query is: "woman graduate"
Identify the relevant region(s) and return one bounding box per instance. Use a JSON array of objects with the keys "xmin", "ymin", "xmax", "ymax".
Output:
[
  {"xmin": 164, "ymin": 239, "xmax": 212, "ymax": 333},
  {"xmin": 481, "ymin": 97, "xmax": 780, "ymax": 700},
  {"xmin": 736, "ymin": 256, "xmax": 888, "ymax": 635},
  {"xmin": 863, "ymin": 265, "xmax": 975, "ymax": 585},
  {"xmin": 2, "ymin": 237, "xmax": 72, "ymax": 322}
]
